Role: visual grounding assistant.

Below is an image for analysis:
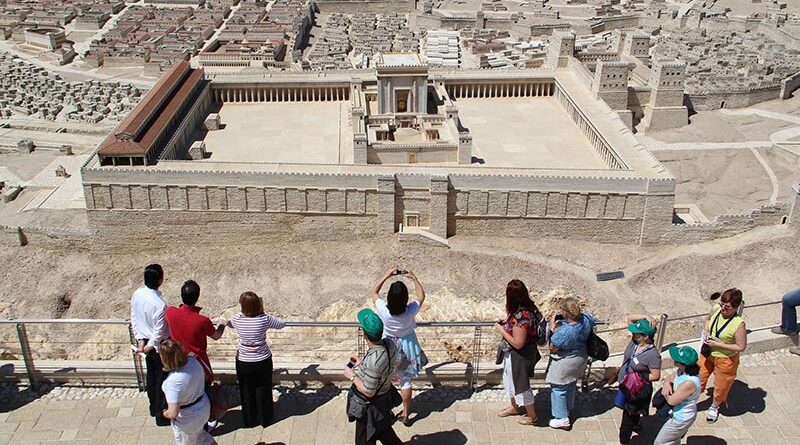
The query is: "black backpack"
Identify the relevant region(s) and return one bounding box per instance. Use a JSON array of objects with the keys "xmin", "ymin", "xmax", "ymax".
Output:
[
  {"xmin": 532, "ymin": 306, "xmax": 549, "ymax": 347},
  {"xmin": 586, "ymin": 330, "xmax": 609, "ymax": 361}
]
